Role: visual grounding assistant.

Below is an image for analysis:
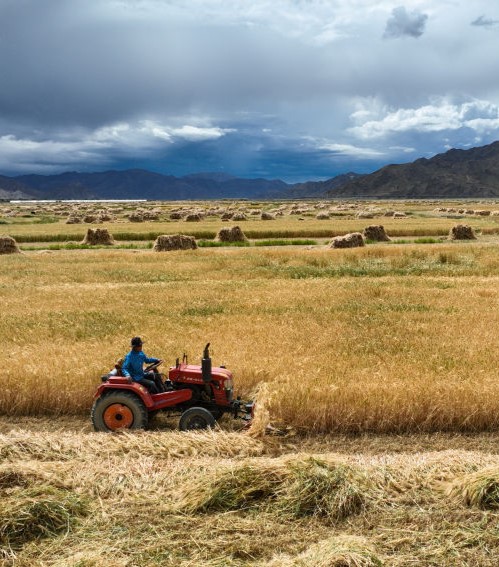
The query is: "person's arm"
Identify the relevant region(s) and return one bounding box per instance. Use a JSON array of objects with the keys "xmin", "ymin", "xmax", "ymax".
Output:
[{"xmin": 144, "ymin": 353, "xmax": 160, "ymax": 364}]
